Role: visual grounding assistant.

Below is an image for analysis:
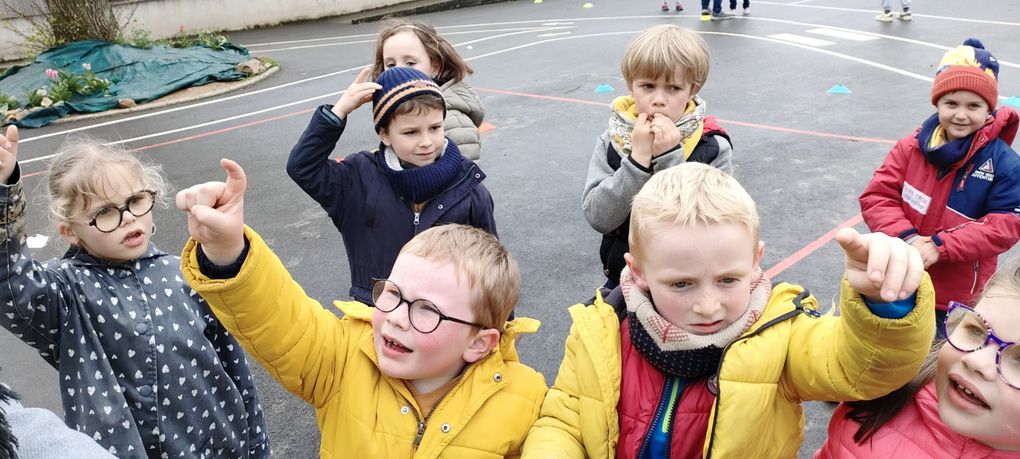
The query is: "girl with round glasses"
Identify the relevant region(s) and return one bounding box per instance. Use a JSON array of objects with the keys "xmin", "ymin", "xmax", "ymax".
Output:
[
  {"xmin": 0, "ymin": 129, "xmax": 270, "ymax": 458},
  {"xmin": 817, "ymin": 258, "xmax": 1020, "ymax": 458}
]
